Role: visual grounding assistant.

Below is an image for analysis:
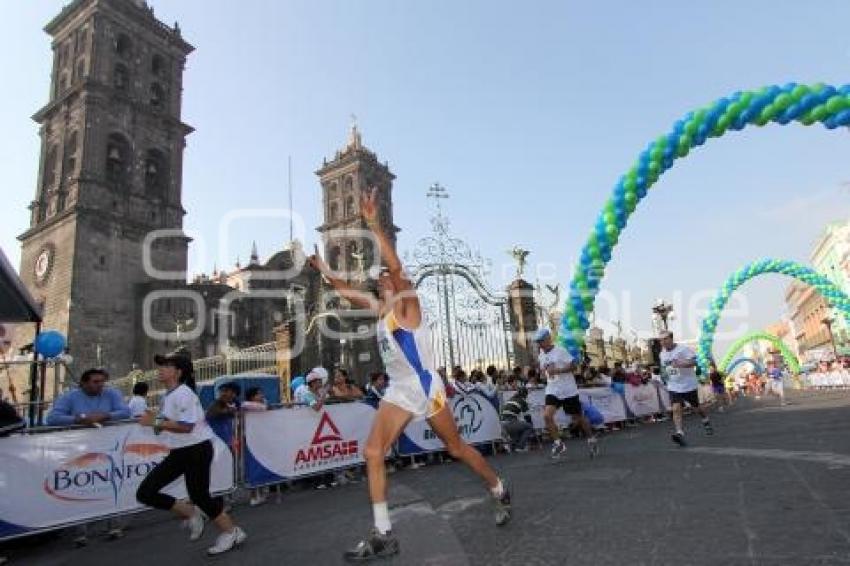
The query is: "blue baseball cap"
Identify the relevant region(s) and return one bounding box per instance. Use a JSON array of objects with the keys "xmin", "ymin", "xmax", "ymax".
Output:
[{"xmin": 533, "ymin": 328, "xmax": 551, "ymax": 342}]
